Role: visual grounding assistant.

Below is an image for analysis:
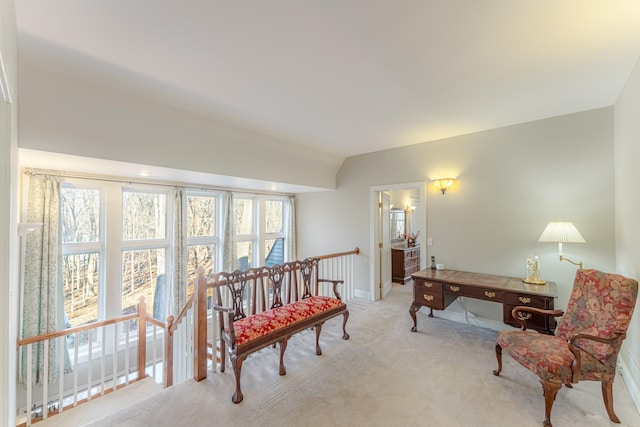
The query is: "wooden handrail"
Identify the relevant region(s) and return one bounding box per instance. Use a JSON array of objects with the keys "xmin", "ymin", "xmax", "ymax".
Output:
[
  {"xmin": 17, "ymin": 308, "xmax": 165, "ymax": 349},
  {"xmin": 314, "ymin": 247, "xmax": 360, "ymax": 260},
  {"xmin": 168, "ymin": 293, "xmax": 195, "ymax": 336}
]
